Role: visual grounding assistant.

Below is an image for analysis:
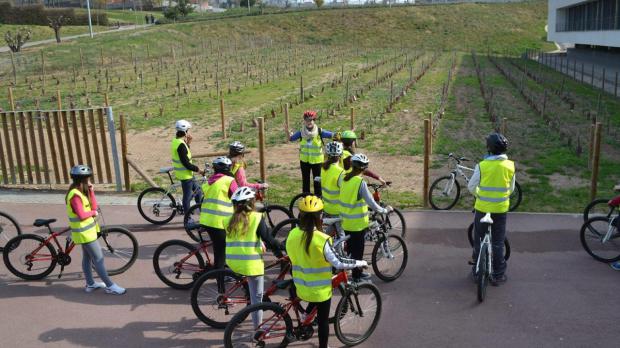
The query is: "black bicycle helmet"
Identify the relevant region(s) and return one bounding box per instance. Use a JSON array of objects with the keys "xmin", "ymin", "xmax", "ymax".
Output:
[
  {"xmin": 229, "ymin": 141, "xmax": 246, "ymax": 156},
  {"xmin": 70, "ymin": 165, "xmax": 93, "ymax": 179},
  {"xmin": 486, "ymin": 133, "xmax": 508, "ymax": 155}
]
